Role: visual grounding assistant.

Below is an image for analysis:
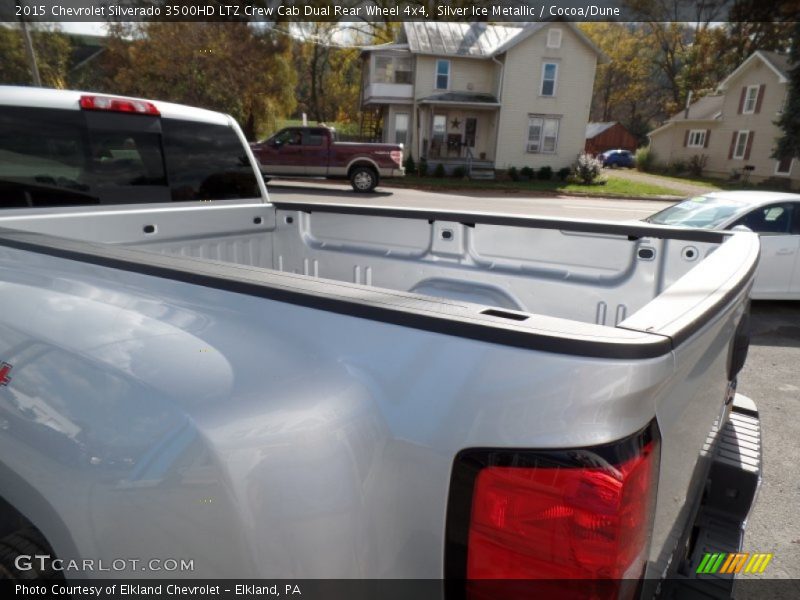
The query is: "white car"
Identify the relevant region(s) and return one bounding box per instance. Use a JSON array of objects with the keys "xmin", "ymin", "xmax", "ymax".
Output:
[{"xmin": 646, "ymin": 191, "xmax": 800, "ymax": 300}]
